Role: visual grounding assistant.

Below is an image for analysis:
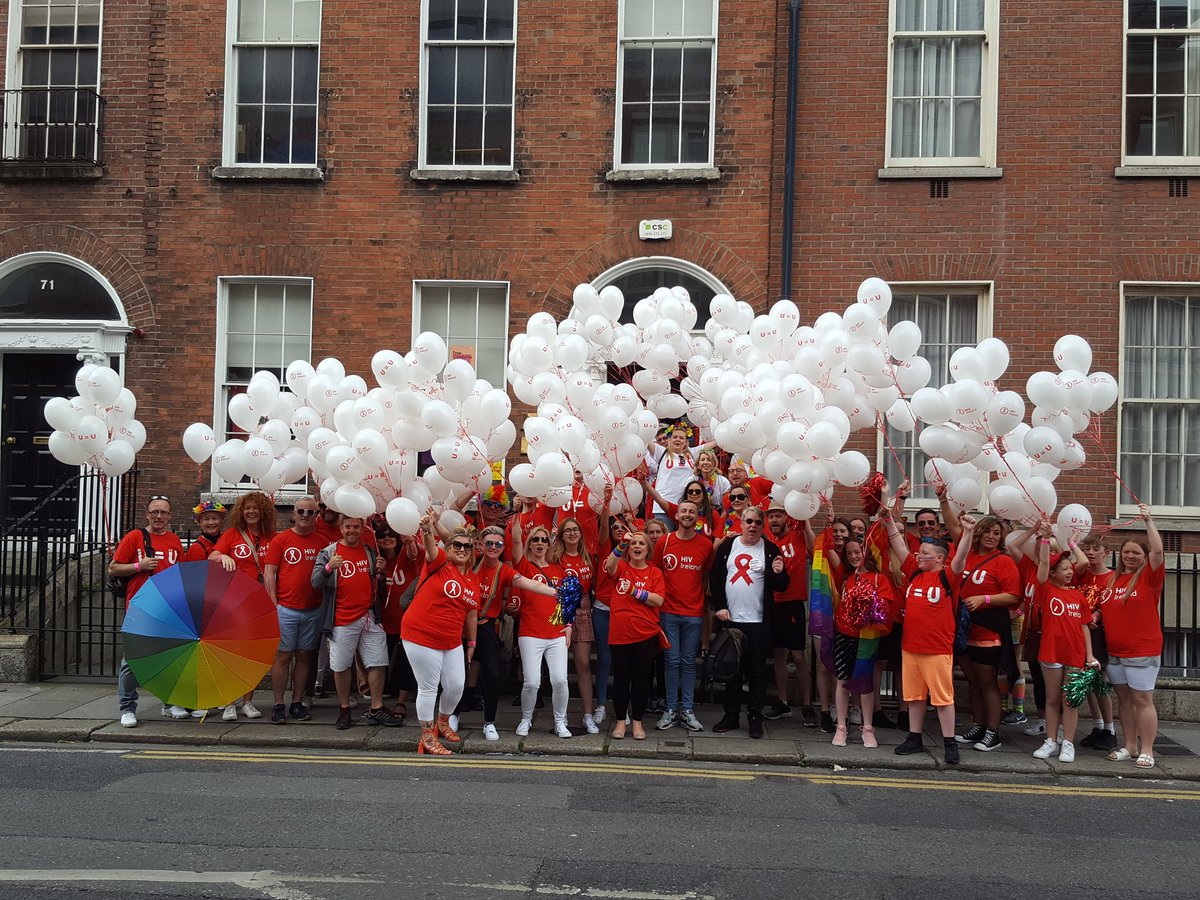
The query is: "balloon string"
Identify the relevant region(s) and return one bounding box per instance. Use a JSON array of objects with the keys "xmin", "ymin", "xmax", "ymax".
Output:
[
  {"xmin": 875, "ymin": 415, "xmax": 911, "ymax": 486},
  {"xmin": 1080, "ymin": 417, "xmax": 1143, "ymax": 506},
  {"xmin": 99, "ymin": 472, "xmax": 114, "ymax": 549}
]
